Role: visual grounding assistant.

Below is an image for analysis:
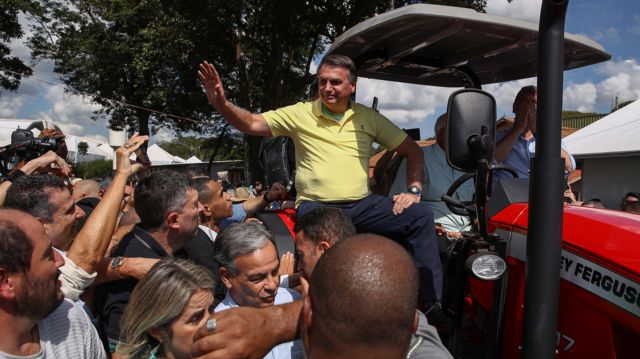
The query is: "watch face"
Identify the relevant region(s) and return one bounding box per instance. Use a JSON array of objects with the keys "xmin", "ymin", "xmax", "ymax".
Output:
[{"xmin": 409, "ymin": 186, "xmax": 421, "ymax": 195}]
